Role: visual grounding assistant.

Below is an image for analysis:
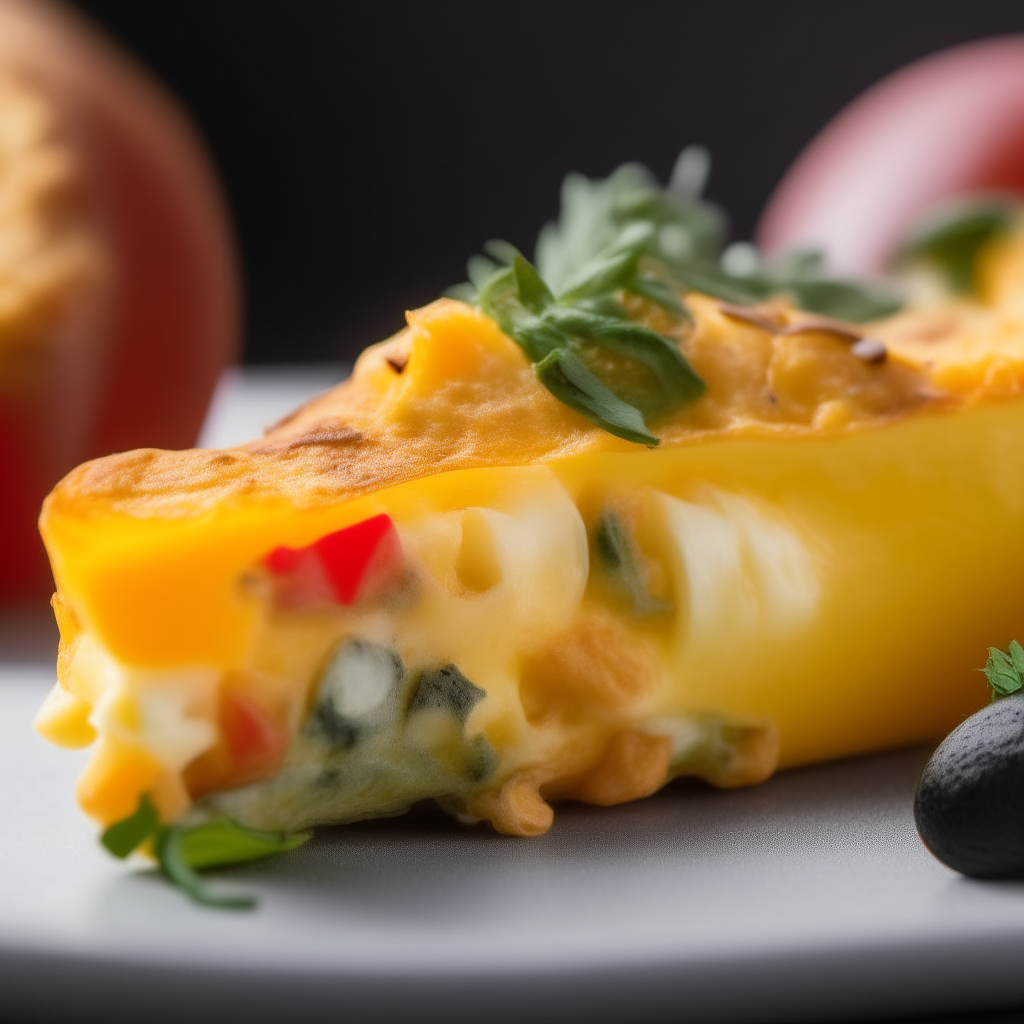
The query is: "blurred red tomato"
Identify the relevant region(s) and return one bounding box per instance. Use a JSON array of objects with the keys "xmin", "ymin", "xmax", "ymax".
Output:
[
  {"xmin": 0, "ymin": 0, "xmax": 238, "ymax": 602},
  {"xmin": 757, "ymin": 36, "xmax": 1024, "ymax": 275}
]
